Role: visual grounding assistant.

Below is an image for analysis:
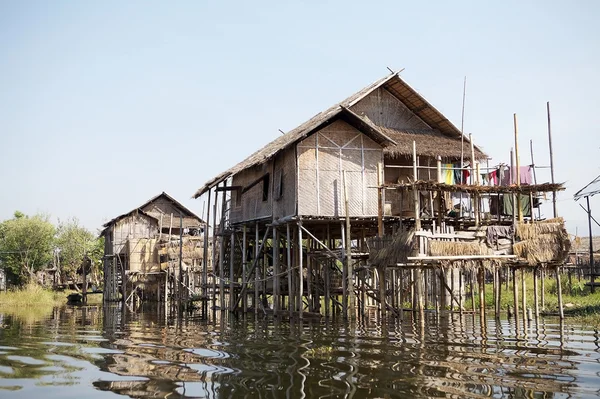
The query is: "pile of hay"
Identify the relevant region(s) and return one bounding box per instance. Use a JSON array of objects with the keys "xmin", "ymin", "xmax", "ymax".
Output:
[
  {"xmin": 368, "ymin": 229, "xmax": 415, "ymax": 267},
  {"xmin": 428, "ymin": 240, "xmax": 493, "ymax": 256},
  {"xmin": 513, "ymin": 218, "xmax": 571, "ymax": 265}
]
